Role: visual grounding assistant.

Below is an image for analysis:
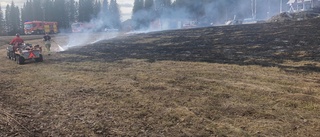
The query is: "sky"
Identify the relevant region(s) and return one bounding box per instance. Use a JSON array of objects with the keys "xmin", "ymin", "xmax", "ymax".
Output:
[{"xmin": 0, "ymin": 0, "xmax": 134, "ymax": 21}]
